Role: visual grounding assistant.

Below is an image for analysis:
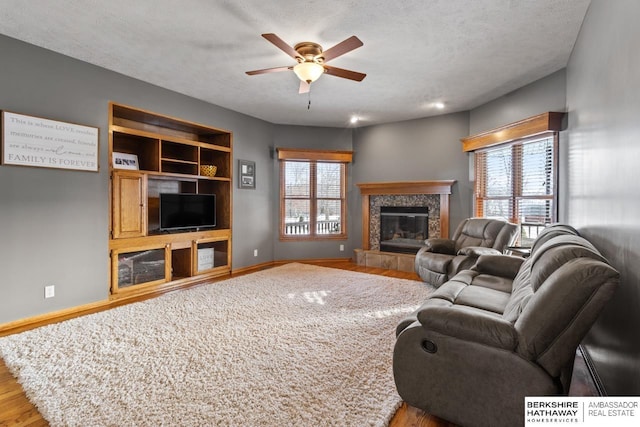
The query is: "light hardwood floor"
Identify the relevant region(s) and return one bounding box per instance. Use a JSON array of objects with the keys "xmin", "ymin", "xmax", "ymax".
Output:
[{"xmin": 0, "ymin": 260, "xmax": 592, "ymax": 426}]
